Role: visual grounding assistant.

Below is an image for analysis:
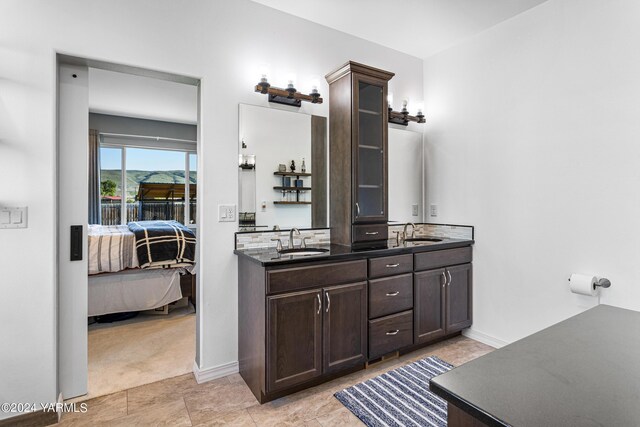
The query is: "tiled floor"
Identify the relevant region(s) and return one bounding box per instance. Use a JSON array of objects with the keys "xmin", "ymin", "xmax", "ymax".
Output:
[{"xmin": 59, "ymin": 336, "xmax": 493, "ymax": 426}]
